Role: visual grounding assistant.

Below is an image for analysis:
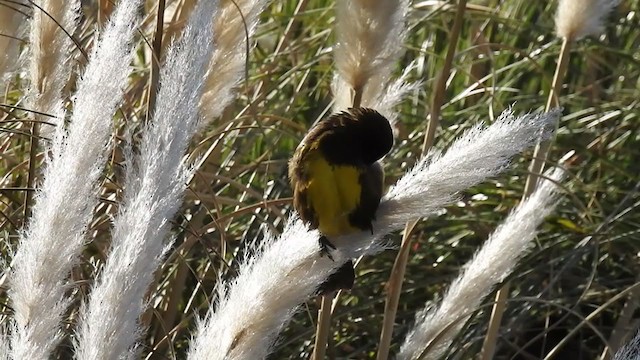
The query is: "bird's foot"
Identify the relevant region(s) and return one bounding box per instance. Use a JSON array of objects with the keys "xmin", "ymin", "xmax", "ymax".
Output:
[{"xmin": 319, "ymin": 235, "xmax": 336, "ymax": 261}]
